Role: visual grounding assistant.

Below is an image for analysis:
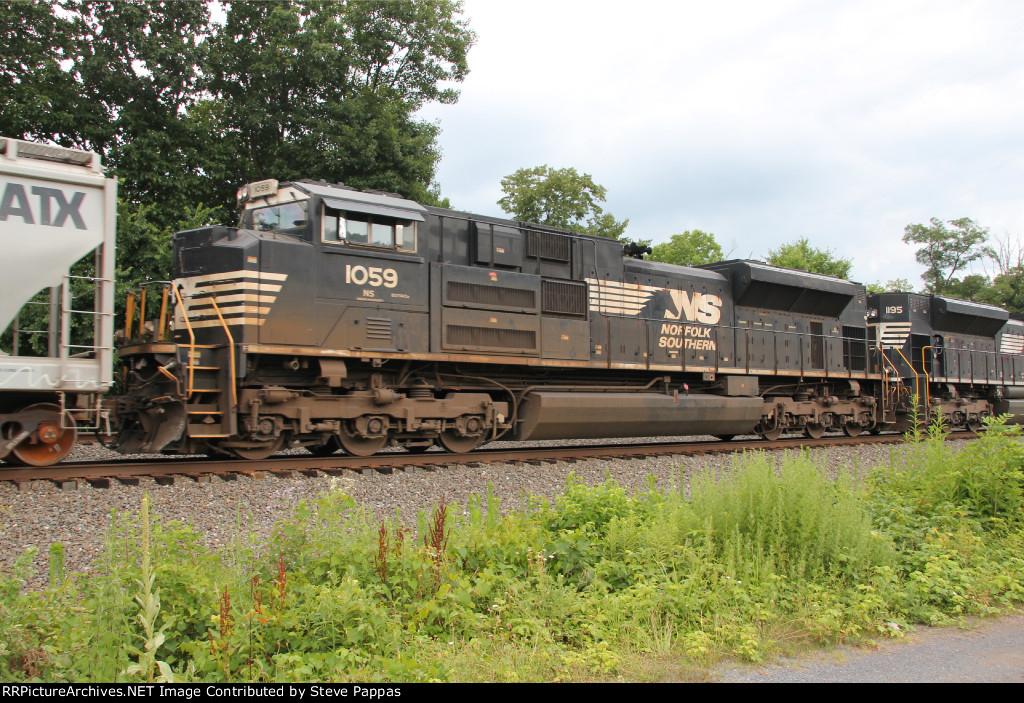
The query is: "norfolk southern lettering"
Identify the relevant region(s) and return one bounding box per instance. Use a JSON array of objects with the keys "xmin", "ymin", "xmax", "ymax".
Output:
[{"xmin": 0, "ymin": 182, "xmax": 87, "ymax": 229}]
